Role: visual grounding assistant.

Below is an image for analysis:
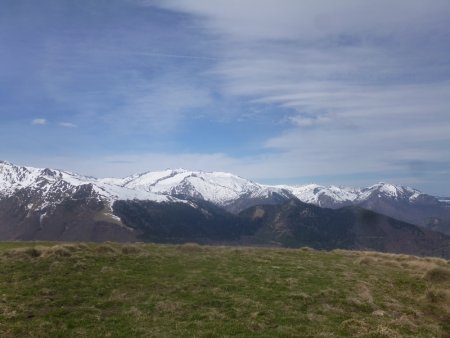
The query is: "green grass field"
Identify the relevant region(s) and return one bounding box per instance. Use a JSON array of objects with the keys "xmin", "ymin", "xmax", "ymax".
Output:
[{"xmin": 1, "ymin": 242, "xmax": 450, "ymax": 337}]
